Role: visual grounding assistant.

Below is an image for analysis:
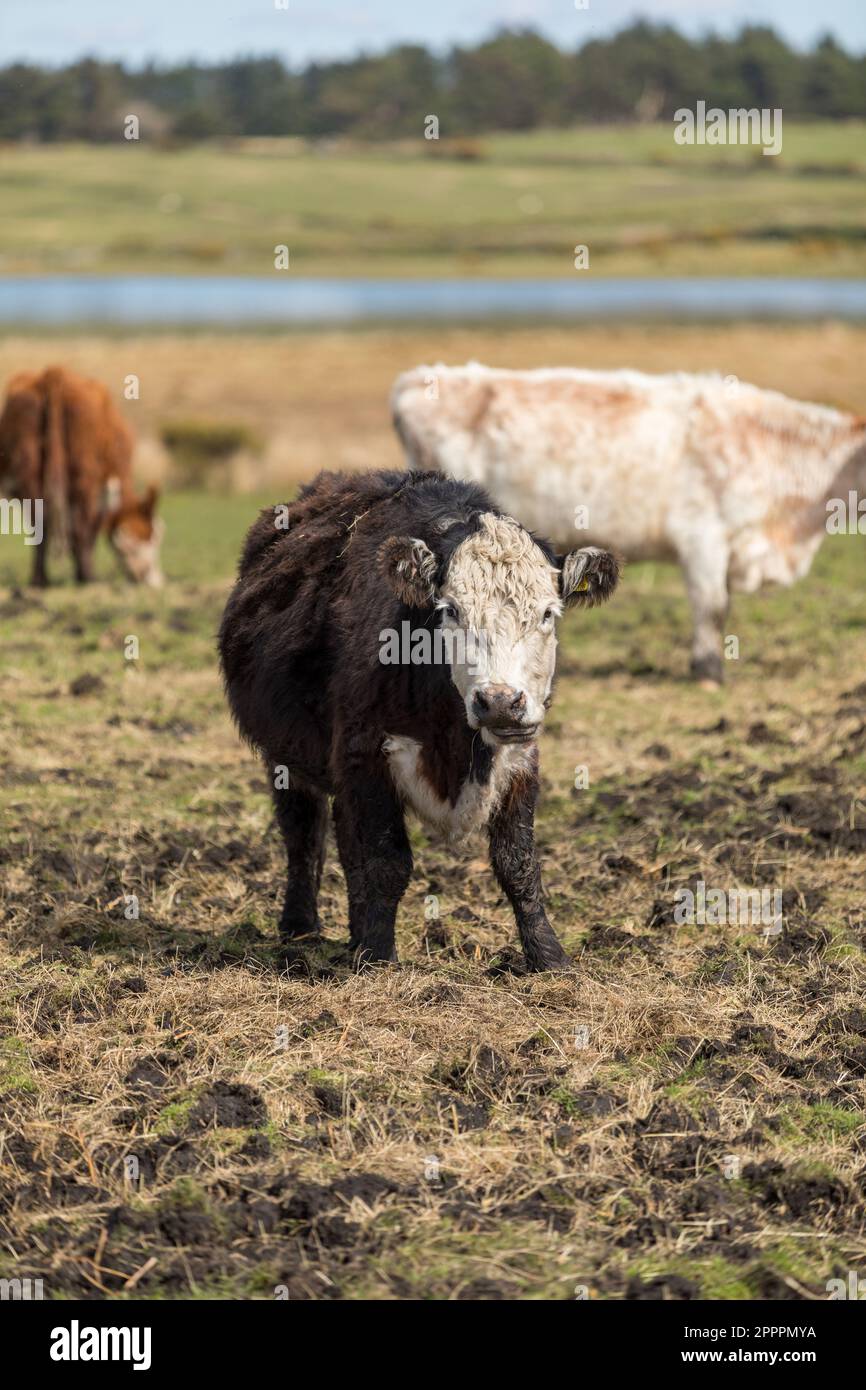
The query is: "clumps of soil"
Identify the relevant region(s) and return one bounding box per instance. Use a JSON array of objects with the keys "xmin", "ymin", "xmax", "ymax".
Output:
[
  {"xmin": 69, "ymin": 673, "xmax": 105, "ymax": 697},
  {"xmin": 126, "ymin": 1137, "xmax": 200, "ymax": 1183},
  {"xmin": 436, "ymin": 1045, "xmax": 511, "ymax": 1103},
  {"xmin": 743, "ymin": 1161, "xmax": 854, "ymax": 1222},
  {"xmin": 429, "ymin": 1045, "xmax": 515, "ymax": 1128},
  {"xmin": 774, "ymin": 791, "xmax": 866, "ymax": 852},
  {"xmin": 600, "ymin": 851, "xmax": 640, "ymax": 876},
  {"xmin": 421, "ymin": 917, "xmax": 450, "ymax": 951},
  {"xmin": 295, "ymin": 1009, "xmax": 339, "ymax": 1039},
  {"xmin": 747, "ymin": 721, "xmax": 785, "ymax": 746},
  {"xmin": 3, "ymin": 619, "xmax": 865, "ymax": 1301},
  {"xmin": 821, "ymin": 1007, "xmax": 866, "ymax": 1037},
  {"xmin": 278, "ymin": 939, "xmax": 345, "ymax": 981},
  {"xmin": 643, "ymin": 743, "xmax": 671, "ymax": 760},
  {"xmin": 309, "ymin": 1077, "xmax": 348, "ymax": 1118},
  {"xmin": 187, "ymin": 1081, "xmax": 268, "ymax": 1131},
  {"xmin": 485, "ymin": 945, "xmax": 529, "ymax": 976},
  {"xmin": 0, "ymin": 586, "xmax": 43, "ymax": 617},
  {"xmin": 626, "ymin": 1273, "xmax": 700, "ymax": 1300},
  {"xmin": 238, "ymin": 1133, "xmax": 271, "ymax": 1162},
  {"xmin": 455, "ymin": 1278, "xmax": 520, "ymax": 1300},
  {"xmin": 124, "ymin": 1053, "xmax": 177, "ymax": 1095}
]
